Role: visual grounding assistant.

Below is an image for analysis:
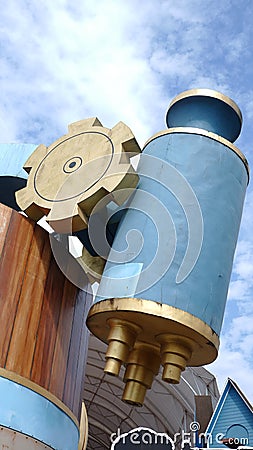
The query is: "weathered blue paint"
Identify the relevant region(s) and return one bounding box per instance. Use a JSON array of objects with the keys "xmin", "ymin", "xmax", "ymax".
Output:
[
  {"xmin": 205, "ymin": 379, "xmax": 253, "ymax": 448},
  {"xmin": 0, "ymin": 143, "xmax": 37, "ymax": 179},
  {"xmin": 0, "ymin": 143, "xmax": 37, "ymax": 210},
  {"xmin": 95, "ymin": 94, "xmax": 248, "ymax": 337},
  {"xmin": 0, "ymin": 376, "xmax": 79, "ymax": 450},
  {"xmin": 166, "ymin": 94, "xmax": 241, "ymax": 142}
]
